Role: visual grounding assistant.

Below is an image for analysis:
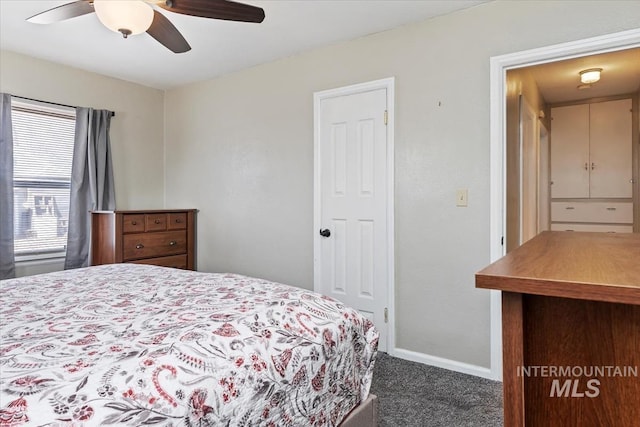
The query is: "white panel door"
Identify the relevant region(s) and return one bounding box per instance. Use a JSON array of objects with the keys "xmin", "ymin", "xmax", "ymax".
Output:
[
  {"xmin": 589, "ymin": 99, "xmax": 632, "ymax": 198},
  {"xmin": 317, "ymin": 88, "xmax": 388, "ymax": 350},
  {"xmin": 550, "ymin": 104, "xmax": 590, "ymax": 198}
]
